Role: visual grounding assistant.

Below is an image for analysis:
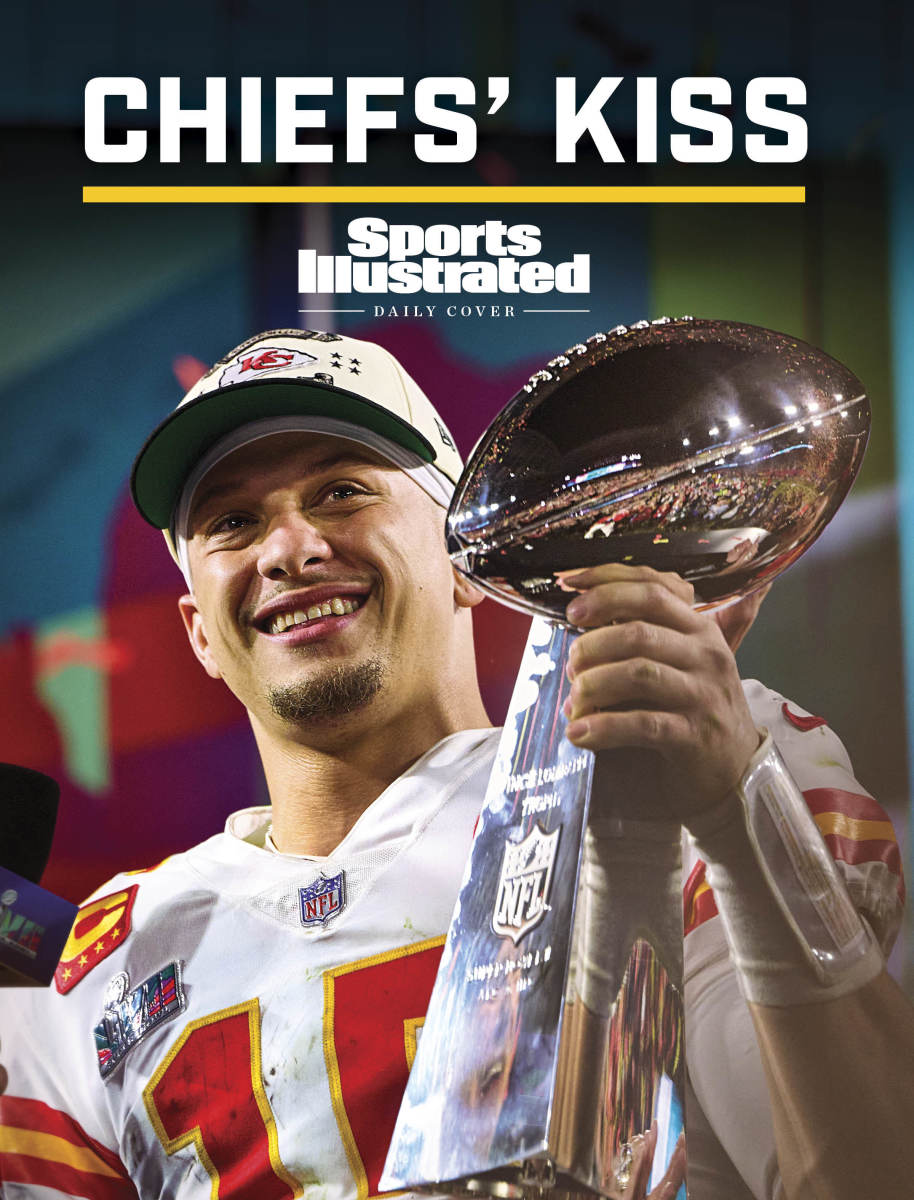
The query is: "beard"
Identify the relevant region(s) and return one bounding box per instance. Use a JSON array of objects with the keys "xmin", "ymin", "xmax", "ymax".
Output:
[{"xmin": 267, "ymin": 657, "xmax": 385, "ymax": 723}]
